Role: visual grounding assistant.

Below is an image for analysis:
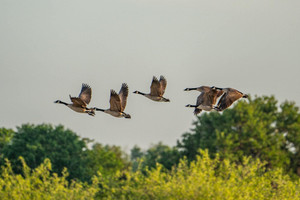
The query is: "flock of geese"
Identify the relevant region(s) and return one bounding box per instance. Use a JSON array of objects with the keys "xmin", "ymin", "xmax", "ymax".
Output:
[{"xmin": 54, "ymin": 75, "xmax": 248, "ymax": 118}]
